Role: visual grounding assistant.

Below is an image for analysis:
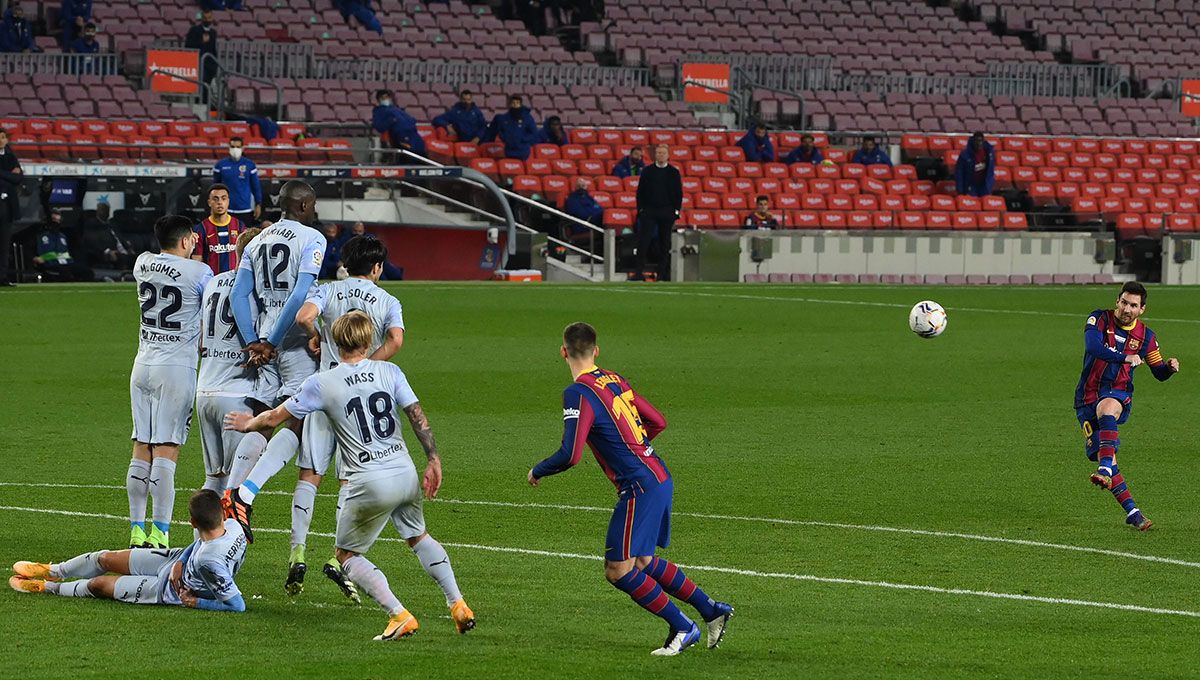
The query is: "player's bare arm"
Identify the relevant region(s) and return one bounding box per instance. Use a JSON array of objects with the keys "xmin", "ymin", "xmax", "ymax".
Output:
[
  {"xmin": 296, "ymin": 301, "xmax": 321, "ymax": 355},
  {"xmin": 404, "ymin": 402, "xmax": 442, "ymax": 498},
  {"xmin": 225, "ymin": 402, "xmax": 295, "ymax": 433},
  {"xmin": 369, "ymin": 327, "xmax": 405, "ymax": 361}
]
